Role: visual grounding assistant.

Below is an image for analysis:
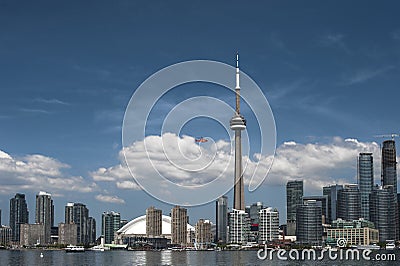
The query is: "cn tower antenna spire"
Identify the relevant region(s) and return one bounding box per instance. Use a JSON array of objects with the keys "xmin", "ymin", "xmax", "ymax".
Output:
[{"xmin": 235, "ymin": 52, "xmax": 240, "ymax": 114}]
